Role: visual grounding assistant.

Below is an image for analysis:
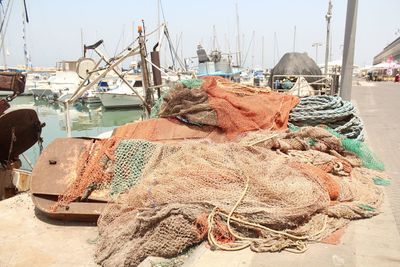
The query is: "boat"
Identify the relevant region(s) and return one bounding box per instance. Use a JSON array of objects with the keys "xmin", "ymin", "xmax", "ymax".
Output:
[
  {"xmin": 0, "ymin": 72, "xmax": 44, "ymax": 200},
  {"xmin": 195, "ymin": 45, "xmax": 241, "ymax": 79},
  {"xmin": 96, "ymin": 77, "xmax": 145, "ymax": 108},
  {"xmin": 30, "ymin": 61, "xmax": 81, "ymax": 99}
]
